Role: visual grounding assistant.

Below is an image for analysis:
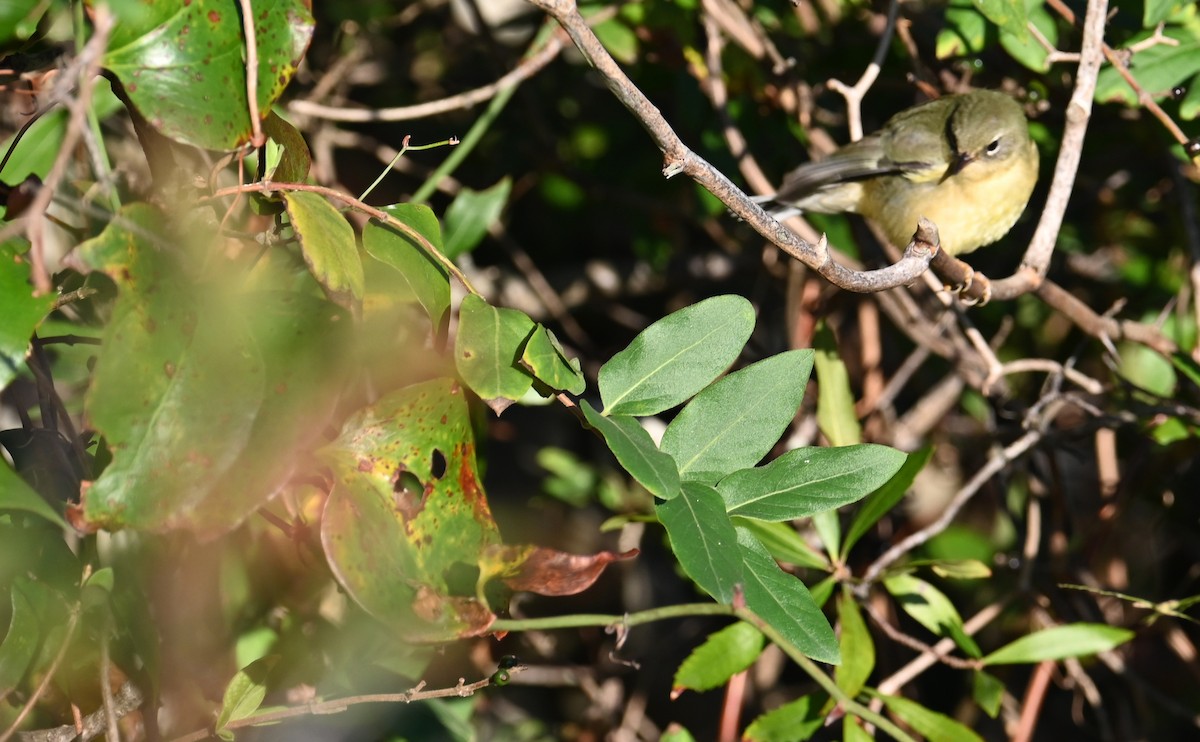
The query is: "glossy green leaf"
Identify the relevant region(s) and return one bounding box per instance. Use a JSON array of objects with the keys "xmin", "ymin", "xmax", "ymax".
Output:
[
  {"xmin": 737, "ymin": 529, "xmax": 839, "ymax": 664},
  {"xmin": 937, "ymin": 0, "xmax": 989, "ymax": 59},
  {"xmin": 443, "ymin": 178, "xmax": 511, "ymax": 259},
  {"xmin": 657, "ymin": 482, "xmax": 742, "ymax": 602},
  {"xmin": 599, "ymin": 295, "xmax": 754, "ymax": 416},
  {"xmin": 842, "ymin": 445, "xmax": 933, "ymax": 559},
  {"xmin": 744, "ymin": 694, "xmax": 825, "ymax": 741},
  {"xmin": 972, "ymin": 0, "xmax": 1027, "ymax": 40},
  {"xmin": 104, "ymin": 0, "xmax": 314, "ymax": 150},
  {"xmin": 0, "ymin": 240, "xmax": 55, "ymax": 392},
  {"xmin": 661, "ymin": 350, "xmax": 814, "ymax": 483},
  {"xmin": 215, "ymin": 655, "xmax": 277, "ymax": 738},
  {"xmin": 522, "ymin": 325, "xmax": 585, "ymax": 395},
  {"xmin": 581, "ymin": 401, "xmax": 679, "ymax": 500},
  {"xmin": 672, "ymin": 621, "xmax": 763, "ymax": 696},
  {"xmin": 1001, "ymin": 1, "xmax": 1058, "ymax": 72},
  {"xmin": 884, "ymin": 572, "xmax": 981, "ymax": 658},
  {"xmin": 873, "ymin": 691, "xmax": 984, "ymax": 742},
  {"xmin": 719, "ymin": 444, "xmax": 905, "ymax": 521},
  {"xmin": 835, "ymin": 591, "xmax": 873, "ymax": 698},
  {"xmin": 363, "ymin": 205, "xmax": 450, "ymax": 328},
  {"xmin": 731, "ymin": 518, "xmax": 829, "ymax": 571},
  {"xmin": 814, "ymin": 324, "xmax": 859, "ymax": 447},
  {"xmin": 284, "ymin": 190, "xmax": 365, "ymax": 311},
  {"xmin": 454, "ymin": 294, "xmax": 537, "ymax": 410},
  {"xmin": 973, "ymin": 670, "xmax": 1004, "ymax": 717},
  {"xmin": 0, "ymin": 581, "xmax": 40, "ymax": 696},
  {"xmin": 982, "ymin": 623, "xmax": 1135, "ymax": 665}
]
